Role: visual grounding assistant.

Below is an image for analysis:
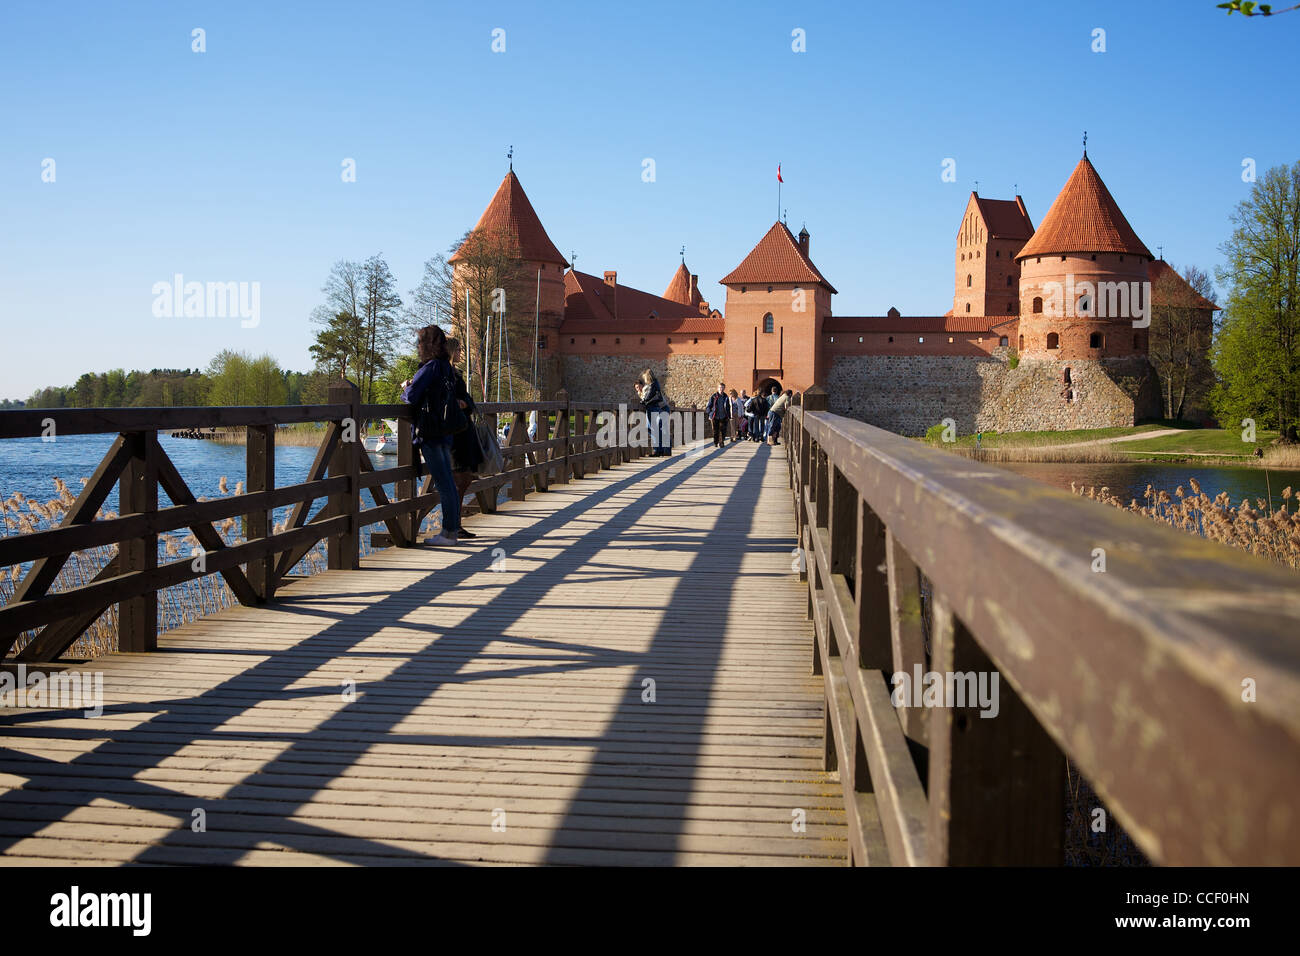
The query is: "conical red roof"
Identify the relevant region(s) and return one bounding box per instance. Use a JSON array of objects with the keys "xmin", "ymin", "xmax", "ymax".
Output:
[
  {"xmin": 720, "ymin": 222, "xmax": 836, "ymax": 292},
  {"xmin": 1017, "ymin": 156, "xmax": 1151, "ymax": 260},
  {"xmin": 449, "ymin": 170, "xmax": 567, "ymax": 266},
  {"xmin": 663, "ymin": 262, "xmax": 703, "ymax": 306}
]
